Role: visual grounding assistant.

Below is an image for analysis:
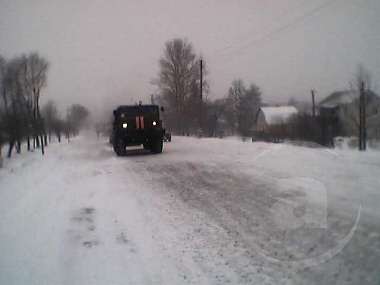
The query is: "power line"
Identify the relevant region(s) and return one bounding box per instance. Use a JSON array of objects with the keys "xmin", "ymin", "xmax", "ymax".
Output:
[
  {"xmin": 202, "ymin": 0, "xmax": 347, "ymax": 97},
  {"xmin": 210, "ymin": 0, "xmax": 311, "ymax": 59},
  {"xmin": 209, "ymin": 0, "xmax": 341, "ymax": 65}
]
